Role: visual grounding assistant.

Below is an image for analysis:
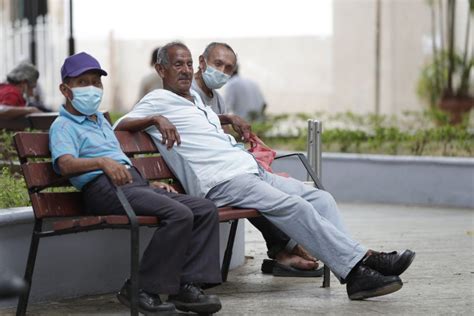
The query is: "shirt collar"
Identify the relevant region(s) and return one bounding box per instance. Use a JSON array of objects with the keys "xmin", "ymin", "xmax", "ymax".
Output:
[{"xmin": 59, "ymin": 105, "xmax": 103, "ymax": 125}]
